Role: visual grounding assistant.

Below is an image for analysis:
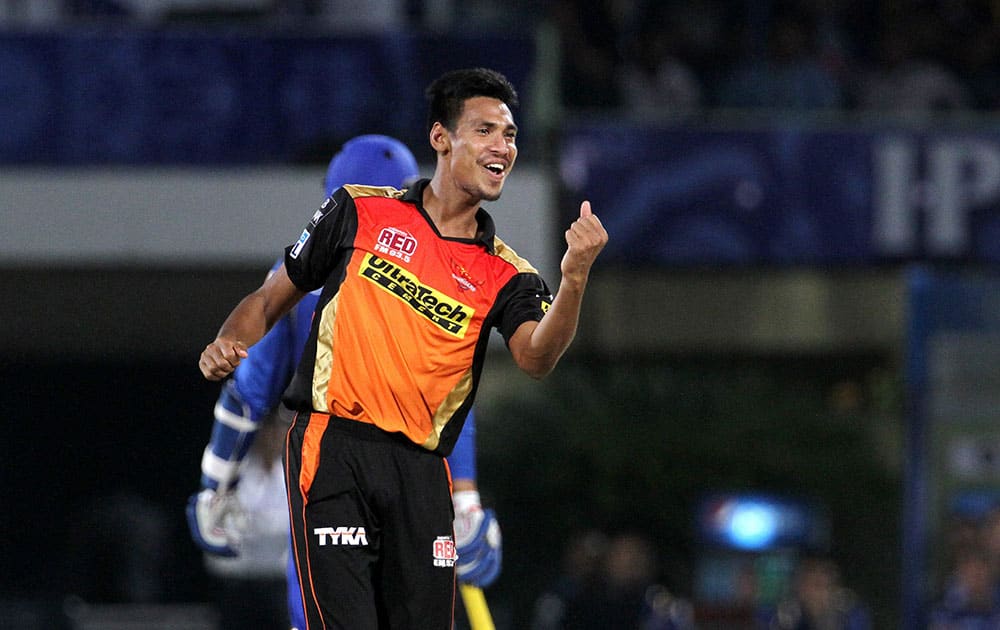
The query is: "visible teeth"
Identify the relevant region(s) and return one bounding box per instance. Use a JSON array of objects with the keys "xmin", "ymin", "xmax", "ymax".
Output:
[{"xmin": 486, "ymin": 163, "xmax": 504, "ymax": 173}]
